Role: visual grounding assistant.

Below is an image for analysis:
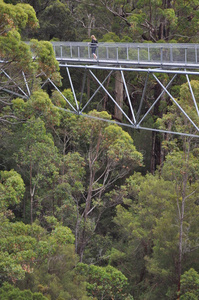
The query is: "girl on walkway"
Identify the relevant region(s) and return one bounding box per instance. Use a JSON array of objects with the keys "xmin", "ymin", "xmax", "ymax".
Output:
[{"xmin": 90, "ymin": 35, "xmax": 98, "ymax": 59}]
